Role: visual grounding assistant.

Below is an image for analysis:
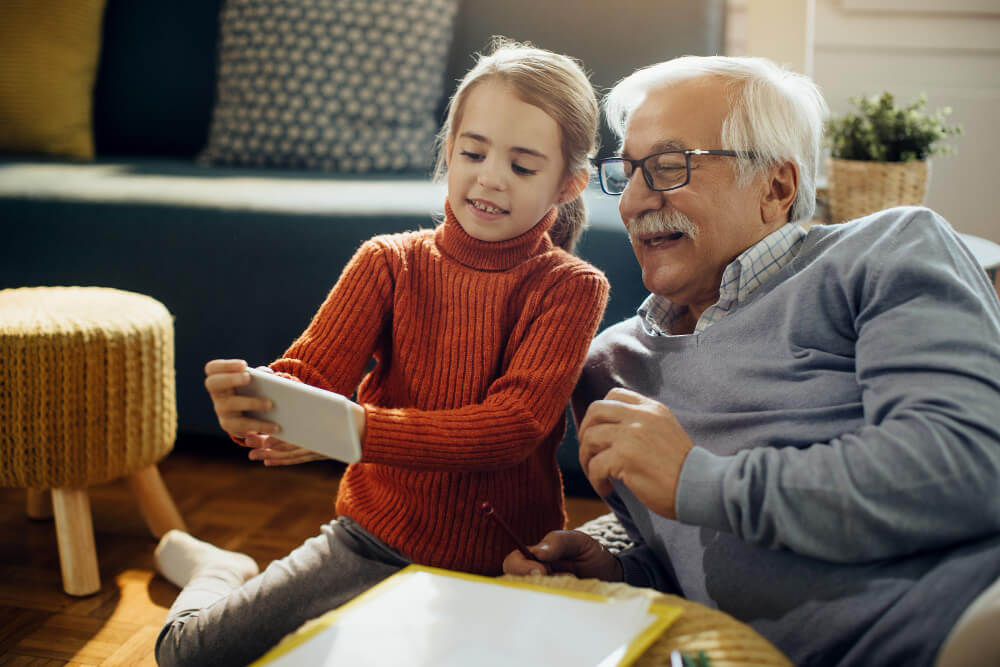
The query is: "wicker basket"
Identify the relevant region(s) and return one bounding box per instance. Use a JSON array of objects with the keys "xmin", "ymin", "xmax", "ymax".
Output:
[{"xmin": 827, "ymin": 157, "xmax": 929, "ymax": 223}]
